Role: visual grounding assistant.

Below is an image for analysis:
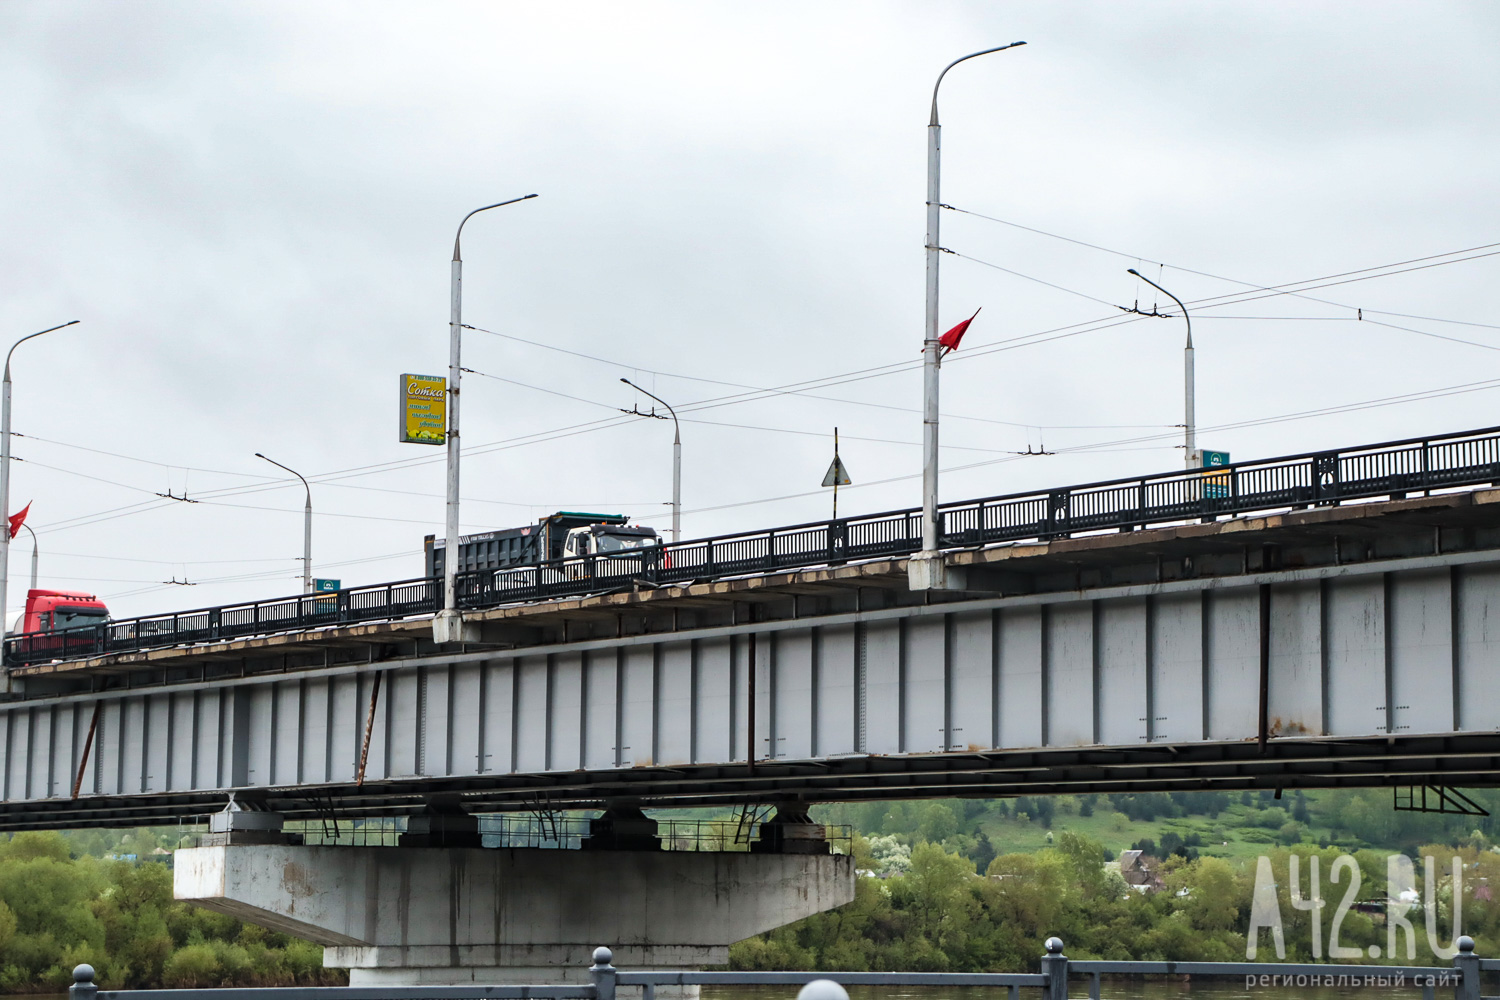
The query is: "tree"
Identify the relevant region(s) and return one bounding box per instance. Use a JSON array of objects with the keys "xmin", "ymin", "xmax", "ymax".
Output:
[
  {"xmin": 1292, "ymin": 791, "xmax": 1311, "ymax": 824},
  {"xmin": 918, "ymin": 802, "xmax": 959, "ymax": 844},
  {"xmin": 969, "ymin": 832, "xmax": 996, "ymax": 874},
  {"xmin": 1185, "ymin": 857, "xmax": 1239, "ymax": 930},
  {"xmin": 867, "ymin": 835, "xmax": 912, "ymax": 877},
  {"xmin": 1, "ymin": 831, "xmax": 71, "ymax": 862},
  {"xmin": 906, "ymin": 842, "xmax": 979, "ymax": 958}
]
